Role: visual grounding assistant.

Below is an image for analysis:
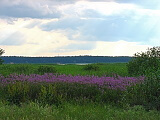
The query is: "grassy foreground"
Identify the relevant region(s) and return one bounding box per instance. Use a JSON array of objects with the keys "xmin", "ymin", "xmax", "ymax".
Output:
[
  {"xmin": 0, "ymin": 63, "xmax": 160, "ymax": 119},
  {"xmin": 0, "ymin": 102, "xmax": 160, "ymax": 120}
]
